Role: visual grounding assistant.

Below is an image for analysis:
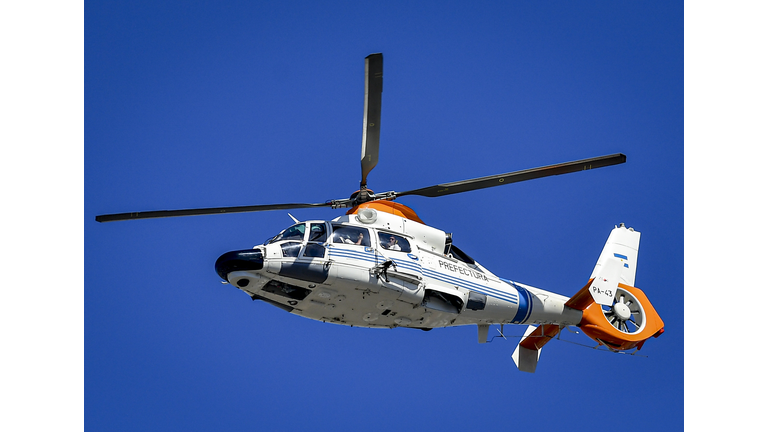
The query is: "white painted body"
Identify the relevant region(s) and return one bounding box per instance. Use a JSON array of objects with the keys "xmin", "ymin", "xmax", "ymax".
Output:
[{"xmin": 221, "ymin": 208, "xmax": 583, "ymax": 331}]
